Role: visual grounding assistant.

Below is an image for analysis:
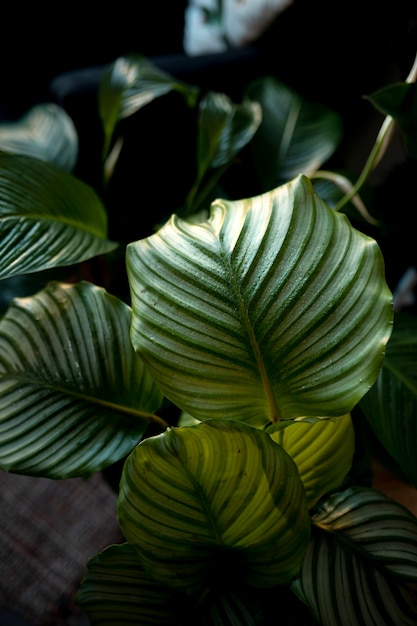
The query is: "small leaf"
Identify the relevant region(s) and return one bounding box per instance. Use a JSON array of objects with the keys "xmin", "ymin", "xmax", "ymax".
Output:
[
  {"xmin": 127, "ymin": 175, "xmax": 393, "ymax": 426},
  {"xmin": 293, "ymin": 486, "xmax": 417, "ymax": 625},
  {"xmin": 0, "ymin": 103, "xmax": 78, "ymax": 171},
  {"xmin": 77, "ymin": 543, "xmax": 179, "ymax": 625},
  {"xmin": 268, "ymin": 414, "xmax": 355, "ymax": 509},
  {"xmin": 246, "ymin": 76, "xmax": 342, "ymax": 189},
  {"xmin": 0, "ymin": 281, "xmax": 163, "ymax": 478},
  {"xmin": 99, "ymin": 54, "xmax": 199, "ymax": 158},
  {"xmin": 0, "ymin": 154, "xmax": 117, "ymax": 280},
  {"xmin": 365, "ymin": 82, "xmax": 417, "ymax": 159},
  {"xmin": 197, "ymin": 91, "xmax": 262, "ymax": 171},
  {"xmin": 360, "ymin": 312, "xmax": 417, "ymax": 487},
  {"xmin": 118, "ymin": 419, "xmax": 310, "ymax": 593},
  {"xmin": 183, "ymin": 91, "xmax": 262, "ymax": 214}
]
